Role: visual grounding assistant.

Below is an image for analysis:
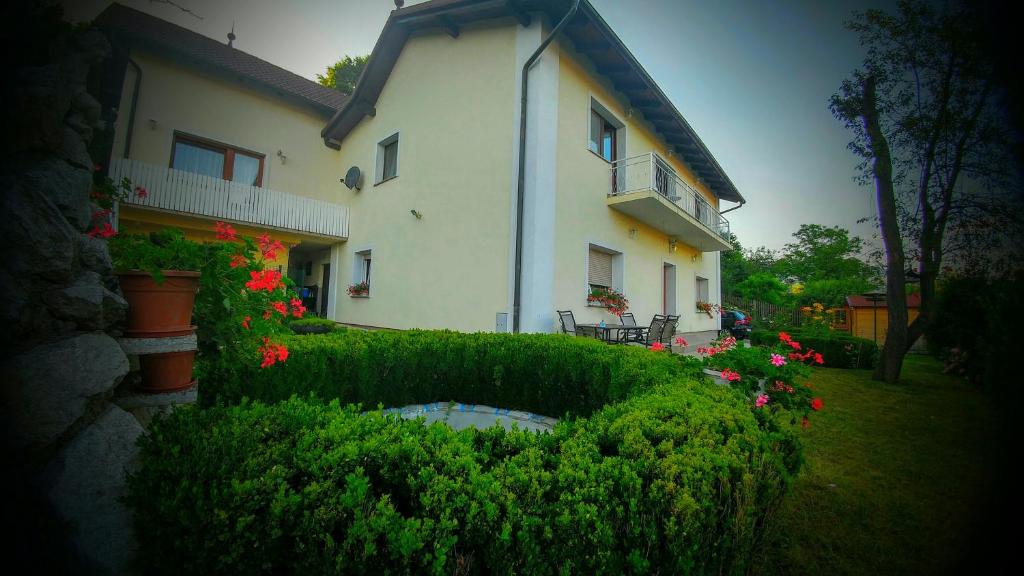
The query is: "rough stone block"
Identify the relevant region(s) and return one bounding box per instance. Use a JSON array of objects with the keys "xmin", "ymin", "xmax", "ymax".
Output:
[
  {"xmin": 43, "ymin": 405, "xmax": 142, "ymax": 574},
  {"xmin": 2, "ymin": 333, "xmax": 129, "ymax": 452}
]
